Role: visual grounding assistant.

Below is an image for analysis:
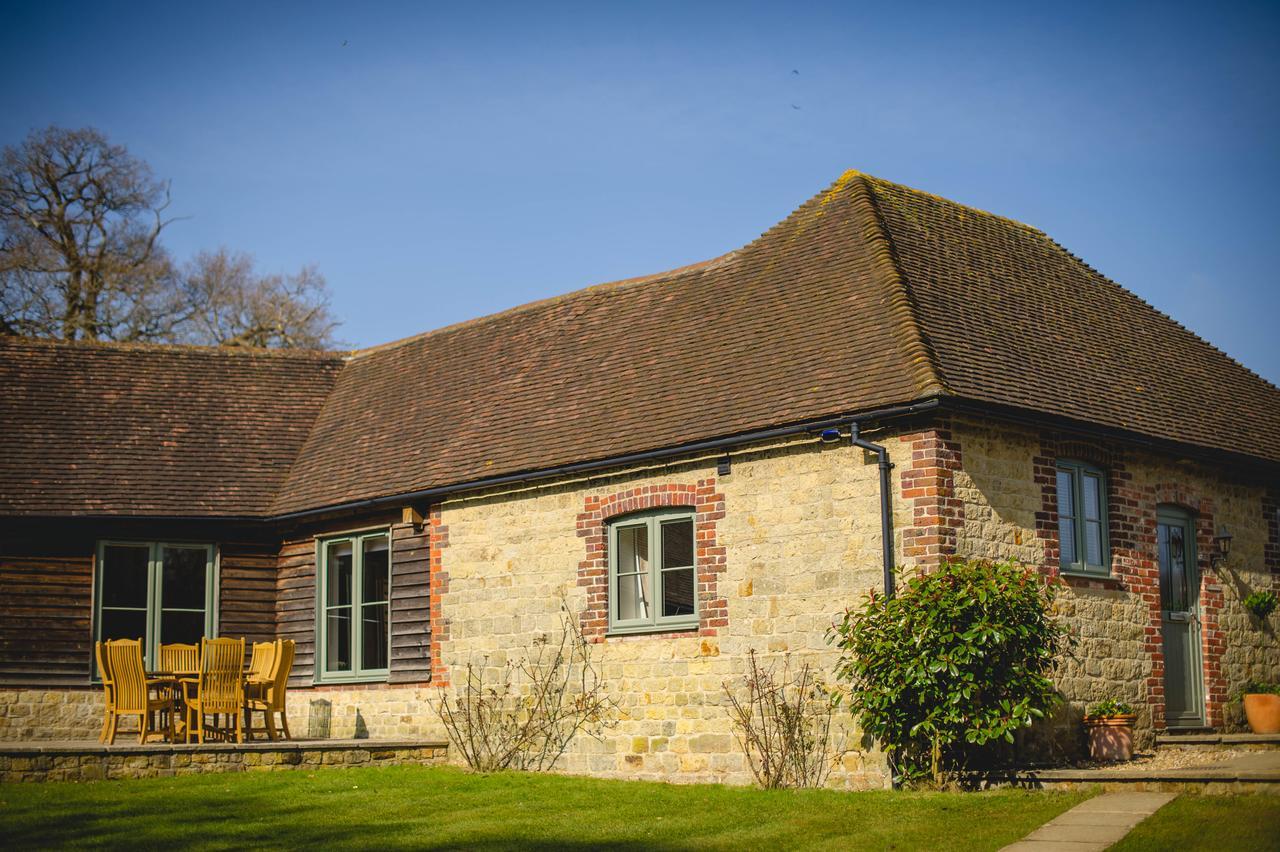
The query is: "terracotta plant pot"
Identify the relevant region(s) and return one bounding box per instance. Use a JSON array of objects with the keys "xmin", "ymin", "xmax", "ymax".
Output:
[
  {"xmin": 1243, "ymin": 694, "xmax": 1280, "ymax": 734},
  {"xmin": 1084, "ymin": 714, "xmax": 1137, "ymax": 762}
]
